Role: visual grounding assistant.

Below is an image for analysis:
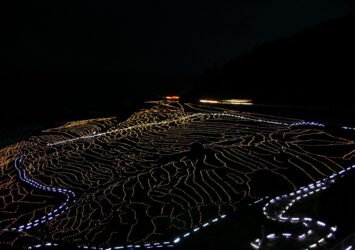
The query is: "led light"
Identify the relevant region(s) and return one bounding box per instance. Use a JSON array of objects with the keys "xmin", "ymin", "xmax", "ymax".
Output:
[
  {"xmin": 282, "ymin": 233, "xmax": 291, "ymax": 238},
  {"xmin": 267, "ymin": 234, "xmax": 276, "ymax": 239},
  {"xmin": 250, "ymin": 242, "xmax": 260, "ymax": 249},
  {"xmin": 317, "ymin": 221, "xmax": 326, "ymax": 227},
  {"xmin": 298, "ymin": 234, "xmax": 306, "ymax": 239}
]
